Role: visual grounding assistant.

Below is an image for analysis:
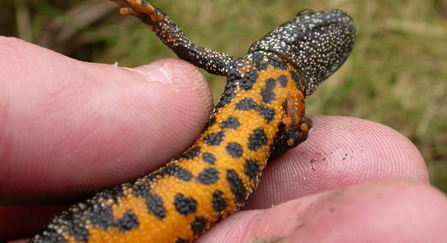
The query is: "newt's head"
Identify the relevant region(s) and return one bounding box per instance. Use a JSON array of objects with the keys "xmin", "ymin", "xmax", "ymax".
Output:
[{"xmin": 249, "ymin": 9, "xmax": 356, "ymax": 96}]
